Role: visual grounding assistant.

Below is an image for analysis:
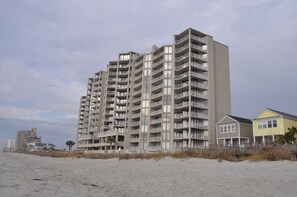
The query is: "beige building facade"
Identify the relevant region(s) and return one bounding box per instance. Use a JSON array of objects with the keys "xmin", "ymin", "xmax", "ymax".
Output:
[
  {"xmin": 76, "ymin": 28, "xmax": 231, "ymax": 152},
  {"xmin": 15, "ymin": 128, "xmax": 41, "ymax": 152},
  {"xmin": 216, "ymin": 115, "xmax": 253, "ymax": 147}
]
